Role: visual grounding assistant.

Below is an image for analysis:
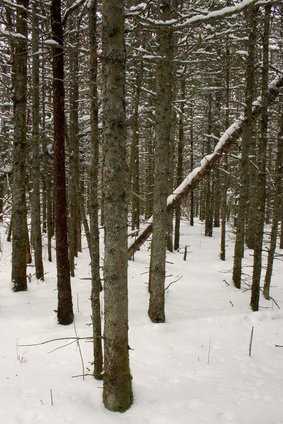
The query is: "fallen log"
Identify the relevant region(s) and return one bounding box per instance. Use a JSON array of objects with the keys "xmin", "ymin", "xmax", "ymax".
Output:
[{"xmin": 128, "ymin": 73, "xmax": 283, "ymax": 258}]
